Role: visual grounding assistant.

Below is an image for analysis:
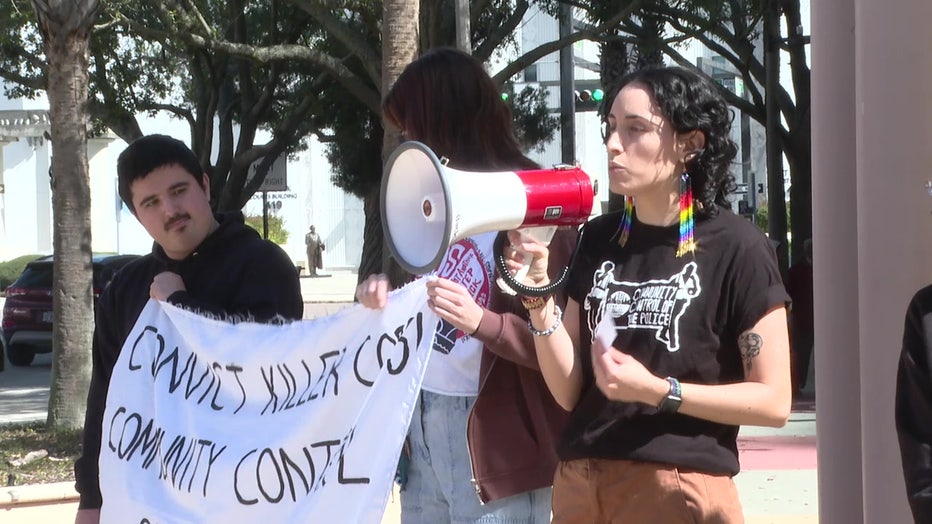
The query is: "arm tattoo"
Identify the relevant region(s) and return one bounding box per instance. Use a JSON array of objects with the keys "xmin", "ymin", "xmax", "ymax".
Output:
[{"xmin": 738, "ymin": 332, "xmax": 763, "ymax": 371}]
